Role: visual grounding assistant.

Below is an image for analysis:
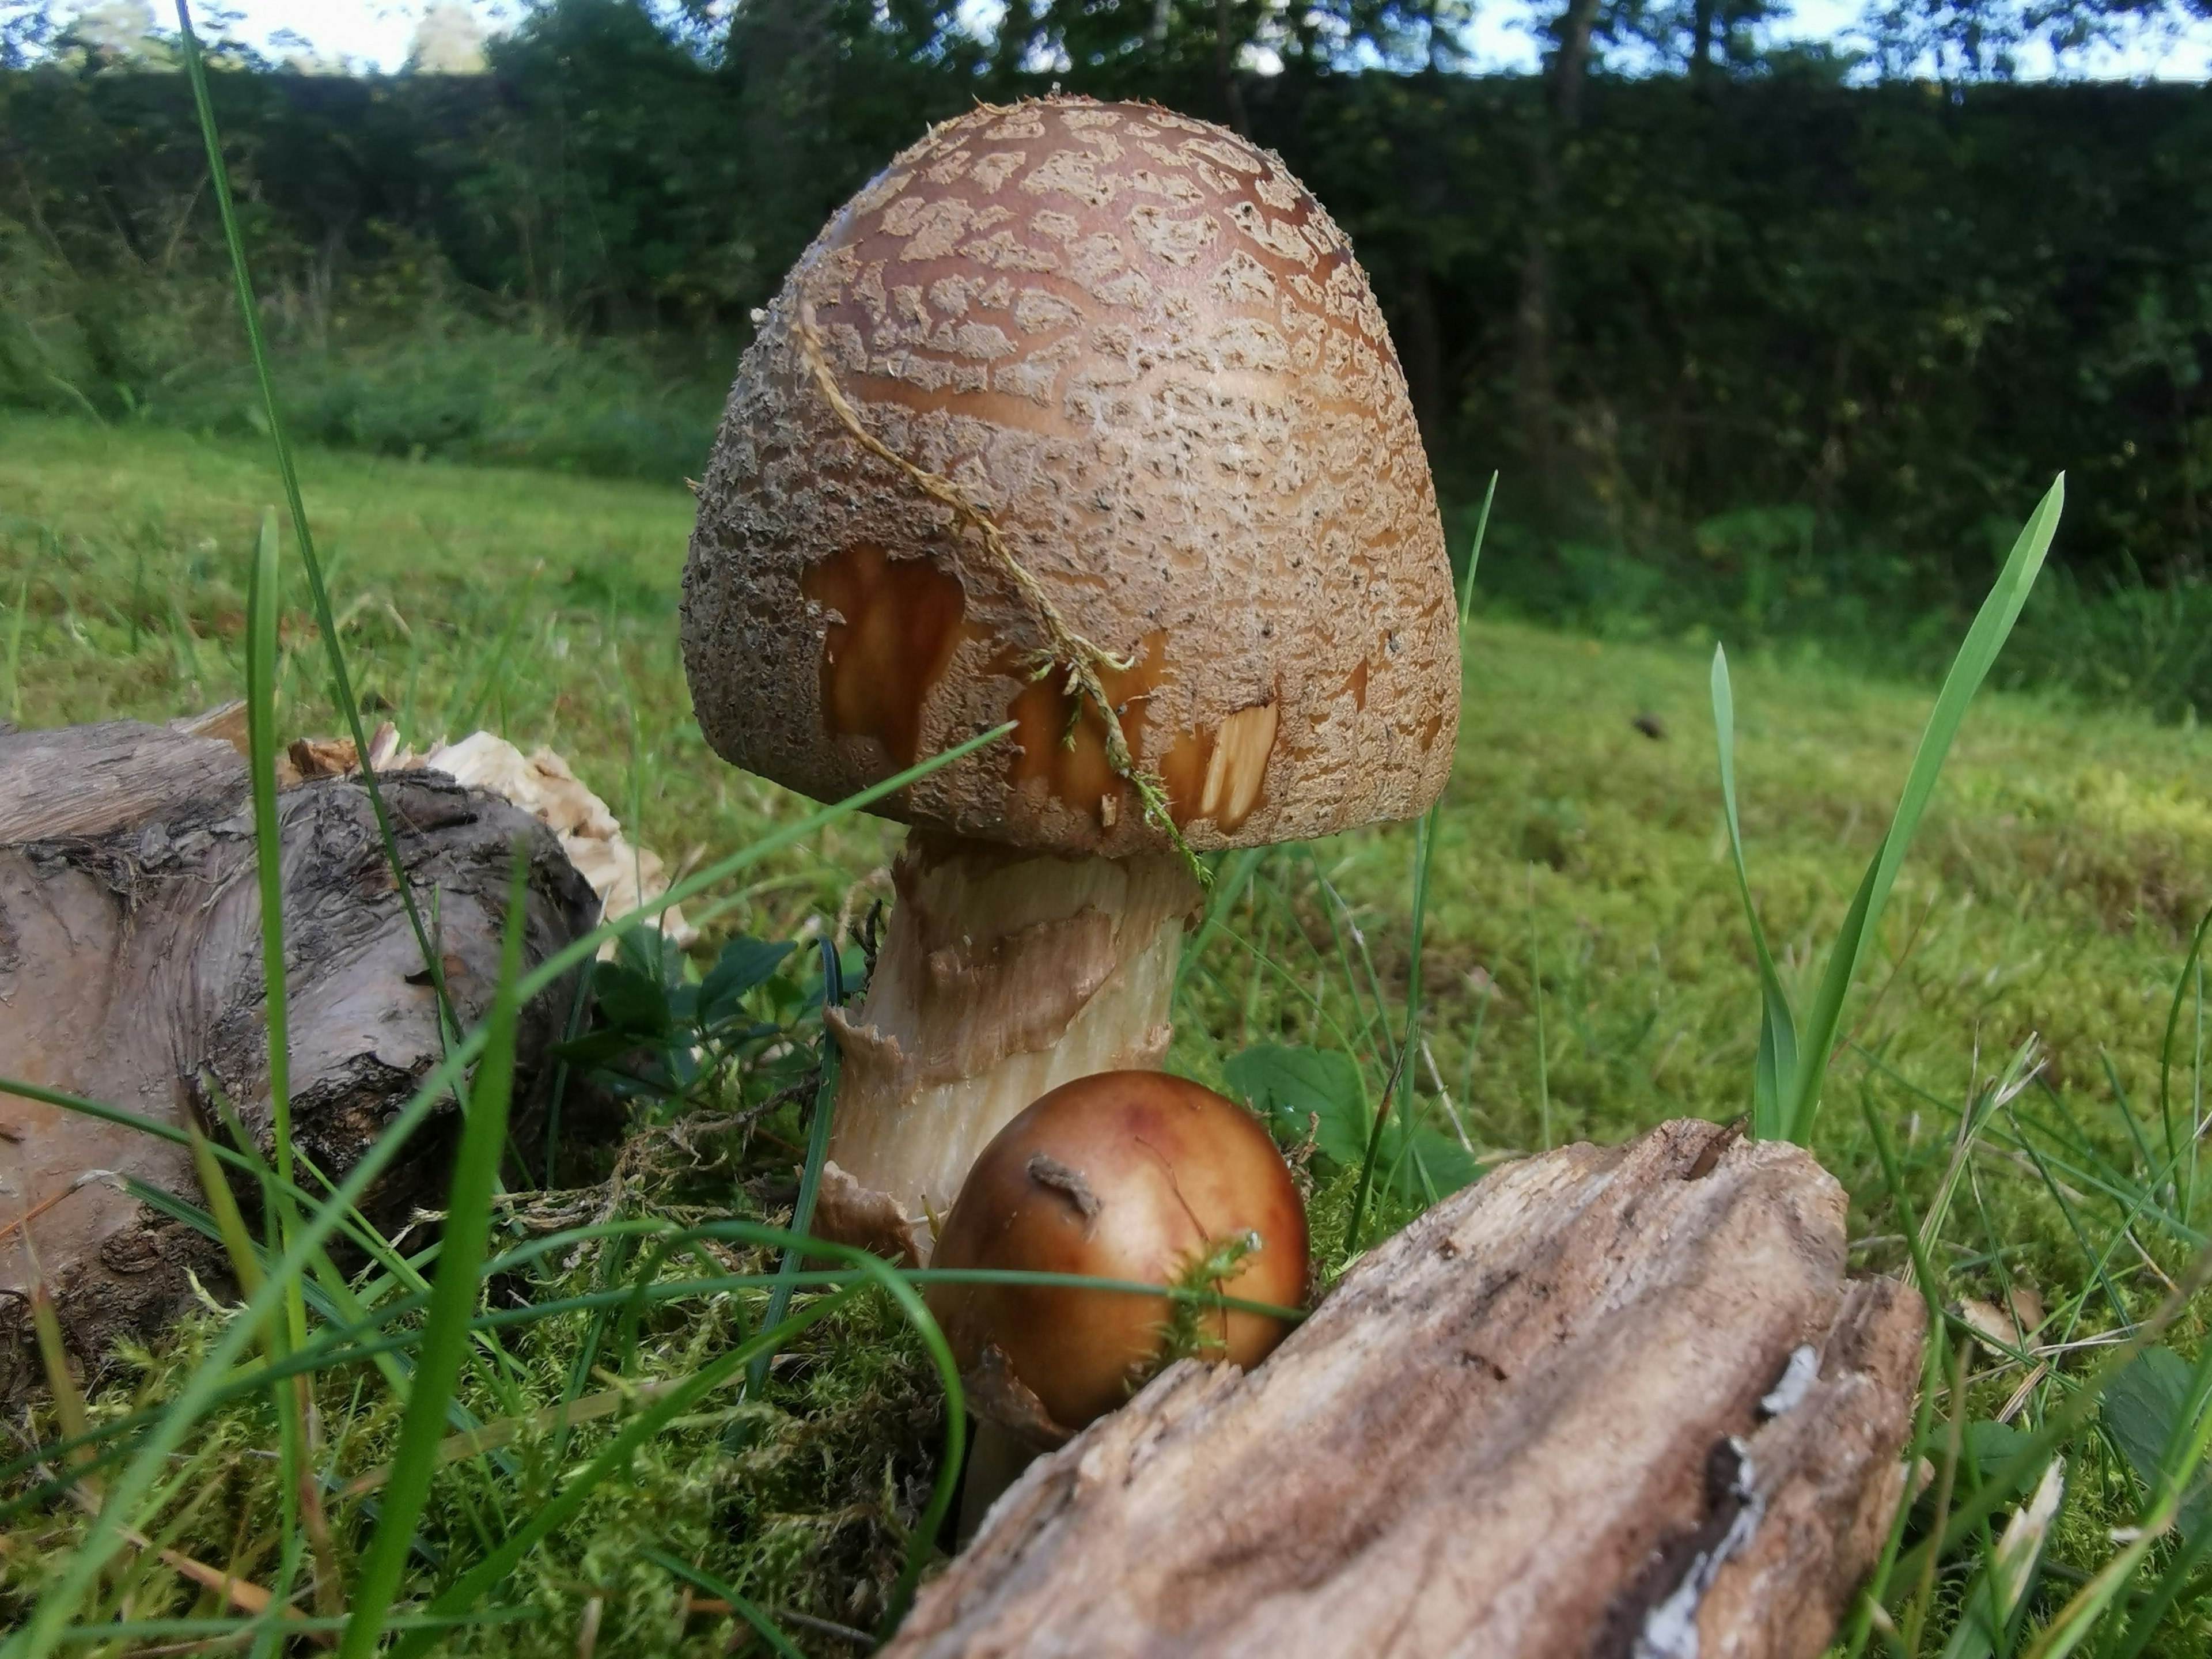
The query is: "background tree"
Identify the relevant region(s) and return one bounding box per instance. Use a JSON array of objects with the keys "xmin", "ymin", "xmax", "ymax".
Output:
[{"xmin": 2, "ymin": 0, "xmax": 2208, "ymax": 642}]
